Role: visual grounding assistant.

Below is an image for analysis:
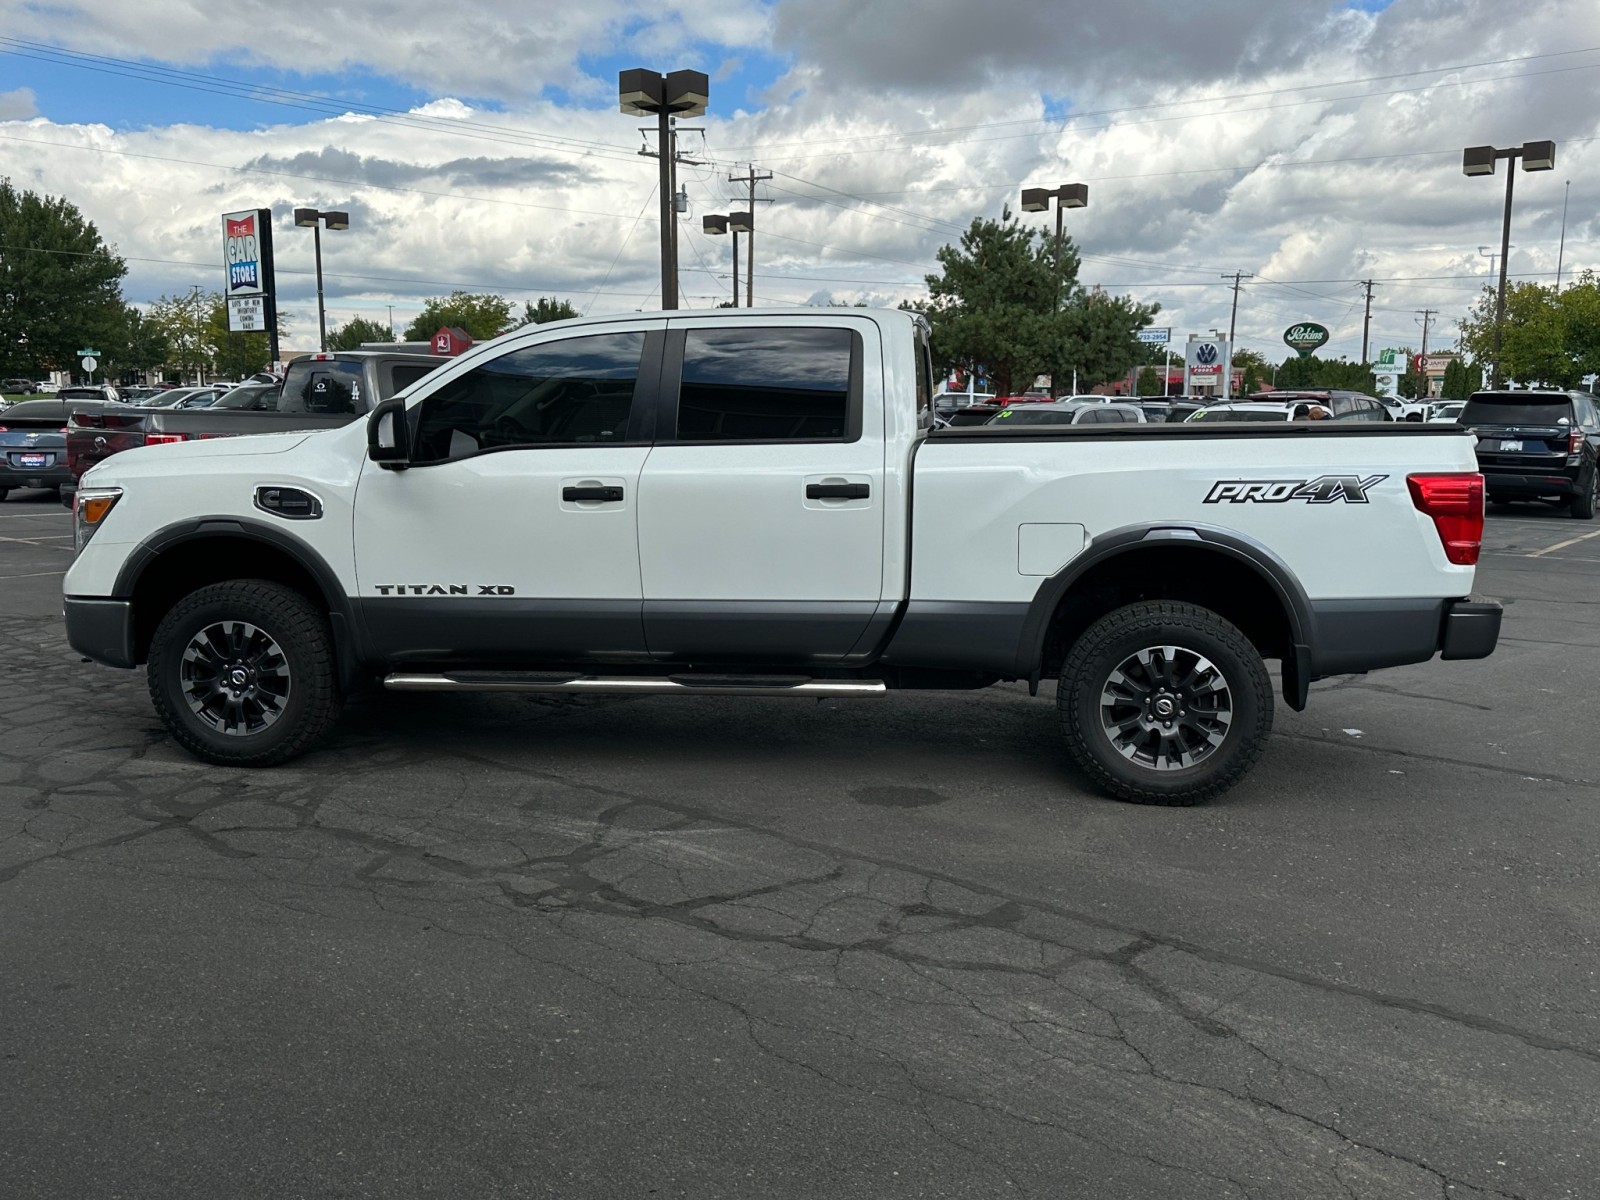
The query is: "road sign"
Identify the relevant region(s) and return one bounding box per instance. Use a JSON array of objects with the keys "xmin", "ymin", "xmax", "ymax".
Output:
[
  {"xmin": 76, "ymin": 347, "xmax": 100, "ymax": 356},
  {"xmin": 80, "ymin": 355, "xmax": 98, "ymax": 373},
  {"xmin": 1137, "ymin": 327, "xmax": 1172, "ymax": 345}
]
